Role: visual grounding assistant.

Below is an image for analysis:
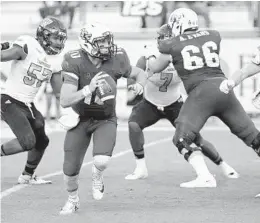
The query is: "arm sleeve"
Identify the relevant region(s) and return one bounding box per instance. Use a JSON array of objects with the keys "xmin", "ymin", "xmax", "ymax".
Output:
[
  {"xmin": 61, "ymin": 53, "xmax": 79, "ymax": 86},
  {"xmin": 117, "ymin": 48, "xmax": 132, "ymax": 78}
]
